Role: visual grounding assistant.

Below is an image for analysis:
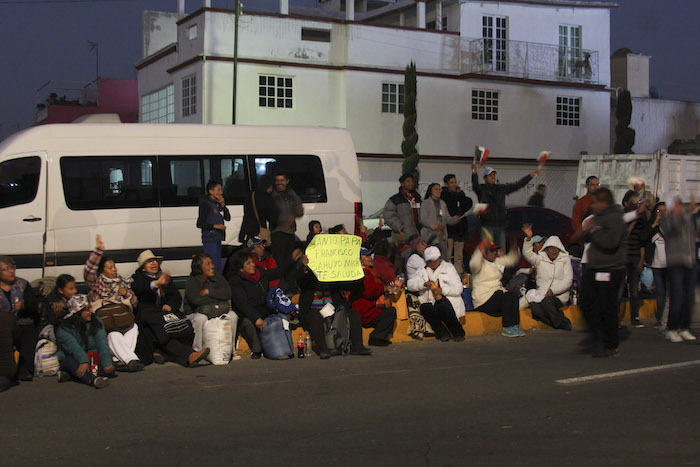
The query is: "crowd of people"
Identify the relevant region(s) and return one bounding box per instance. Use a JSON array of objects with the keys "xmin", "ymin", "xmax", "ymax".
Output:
[{"xmin": 1, "ymin": 166, "xmax": 698, "ymax": 391}]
